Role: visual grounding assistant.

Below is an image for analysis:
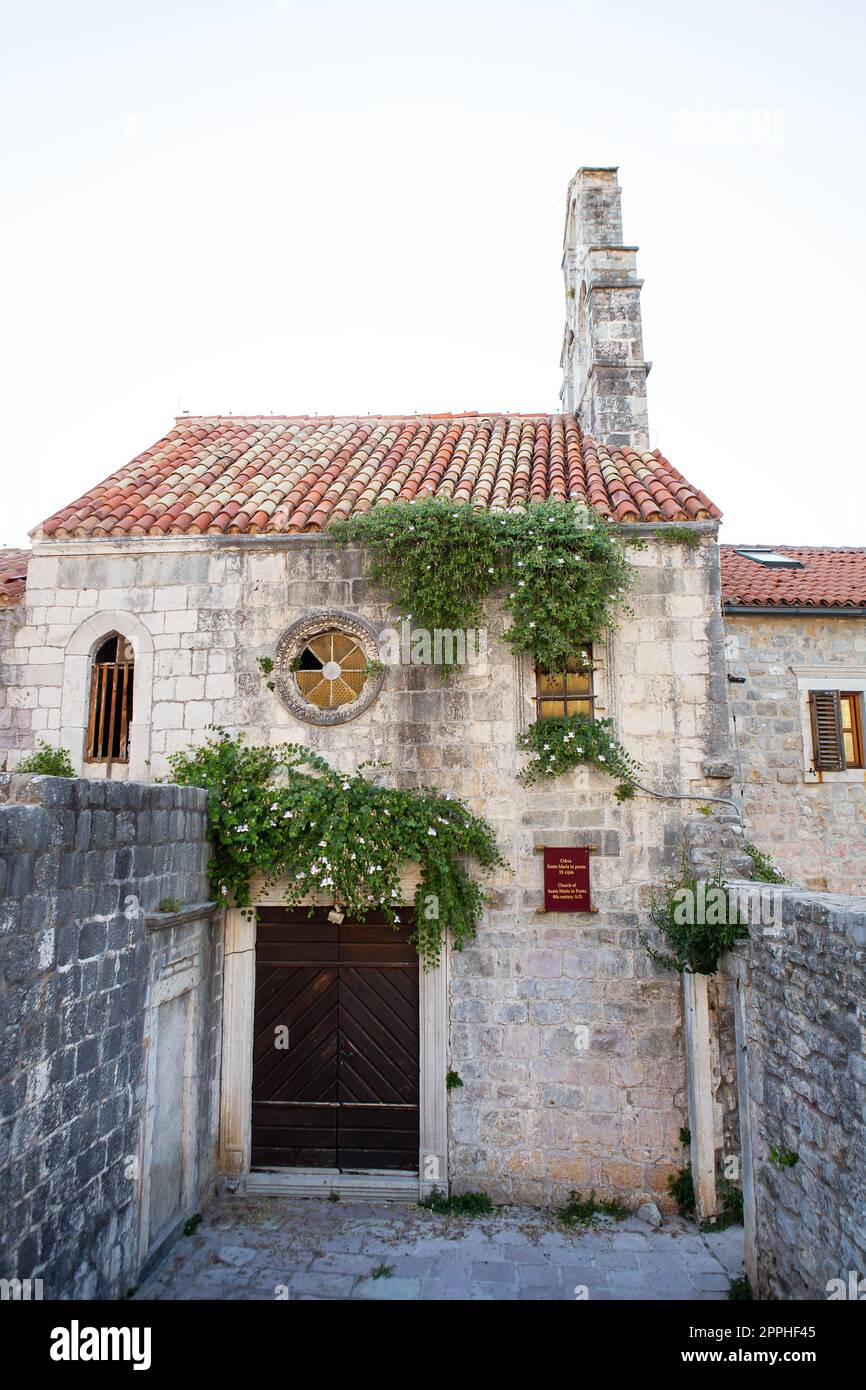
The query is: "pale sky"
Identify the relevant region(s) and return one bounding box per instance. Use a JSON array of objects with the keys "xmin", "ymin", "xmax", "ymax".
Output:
[{"xmin": 2, "ymin": 0, "xmax": 864, "ymax": 548}]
